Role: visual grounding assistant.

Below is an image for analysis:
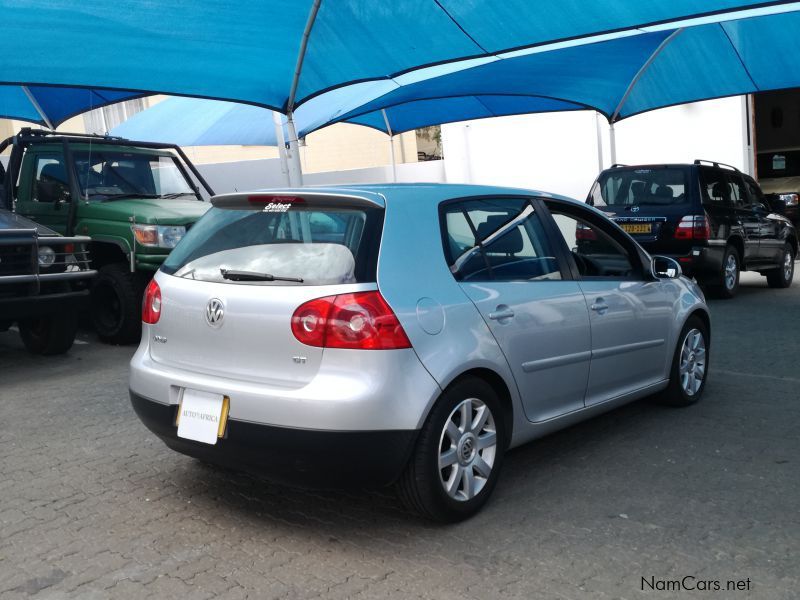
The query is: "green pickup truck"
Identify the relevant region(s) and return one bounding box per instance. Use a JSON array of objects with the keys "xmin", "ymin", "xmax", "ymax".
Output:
[{"xmin": 1, "ymin": 128, "xmax": 214, "ymax": 344}]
